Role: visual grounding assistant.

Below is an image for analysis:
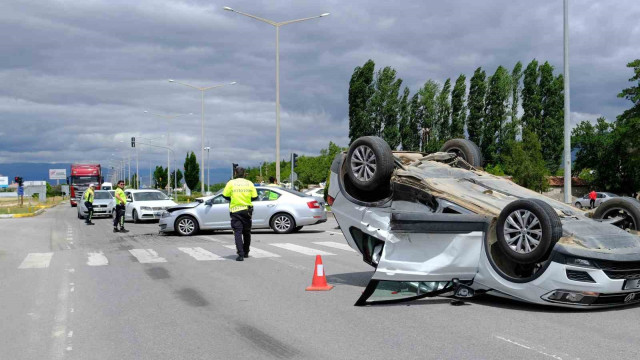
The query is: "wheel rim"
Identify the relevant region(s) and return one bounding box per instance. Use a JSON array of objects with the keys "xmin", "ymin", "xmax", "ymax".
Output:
[
  {"xmin": 274, "ymin": 215, "xmax": 291, "ymax": 232},
  {"xmin": 503, "ymin": 210, "xmax": 542, "ymax": 254},
  {"xmin": 178, "ymin": 218, "xmax": 195, "ymax": 234},
  {"xmin": 575, "ymin": 203, "xmax": 582, "ymax": 209},
  {"xmin": 351, "ymin": 145, "xmax": 377, "ymax": 182},
  {"xmin": 601, "ymin": 208, "xmax": 637, "ymax": 231},
  {"xmin": 447, "ymin": 147, "xmax": 467, "ymax": 161}
]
